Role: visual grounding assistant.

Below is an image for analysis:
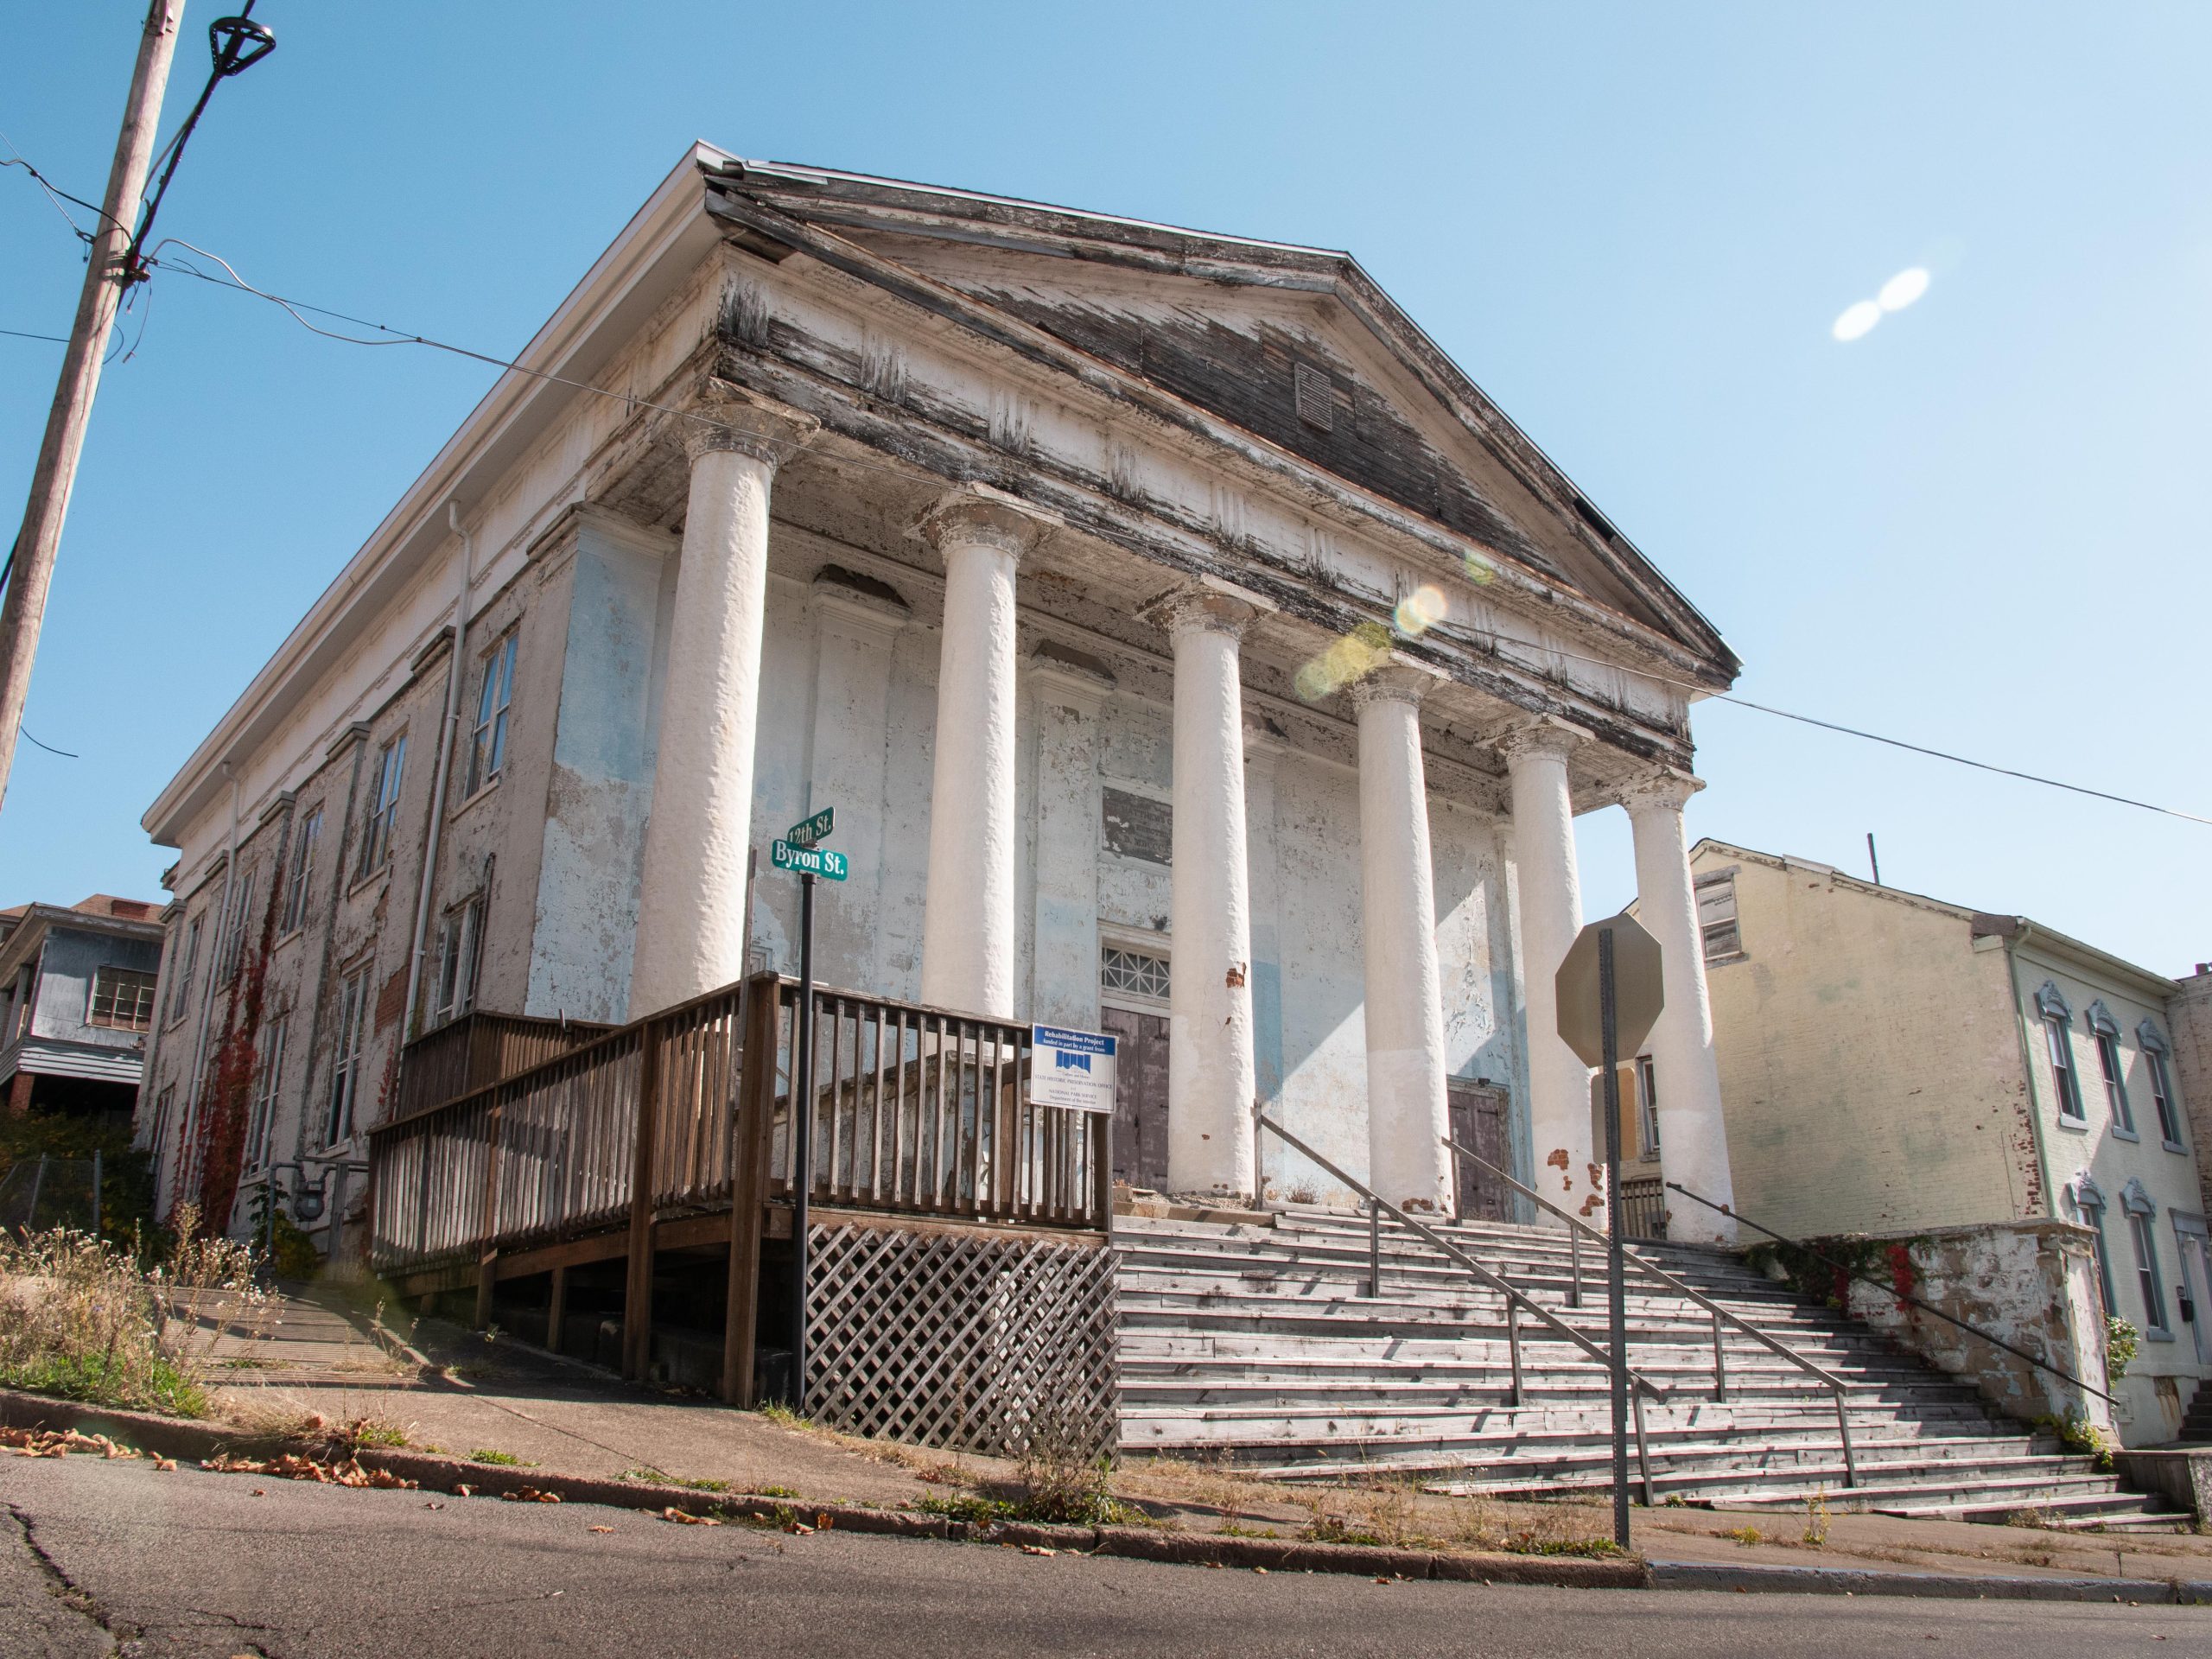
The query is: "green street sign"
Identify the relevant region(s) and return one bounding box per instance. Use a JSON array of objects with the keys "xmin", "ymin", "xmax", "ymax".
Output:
[
  {"xmin": 785, "ymin": 807, "xmax": 836, "ymax": 849},
  {"xmin": 772, "ymin": 839, "xmax": 848, "ymax": 881}
]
